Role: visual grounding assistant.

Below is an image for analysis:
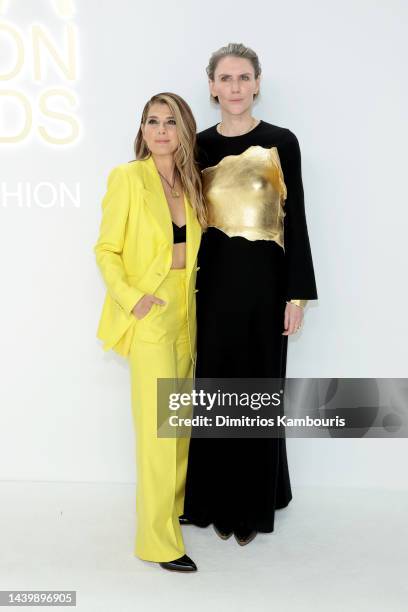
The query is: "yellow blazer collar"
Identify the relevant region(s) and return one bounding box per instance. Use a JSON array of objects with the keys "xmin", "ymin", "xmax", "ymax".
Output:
[{"xmin": 140, "ymin": 155, "xmax": 201, "ymax": 277}]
